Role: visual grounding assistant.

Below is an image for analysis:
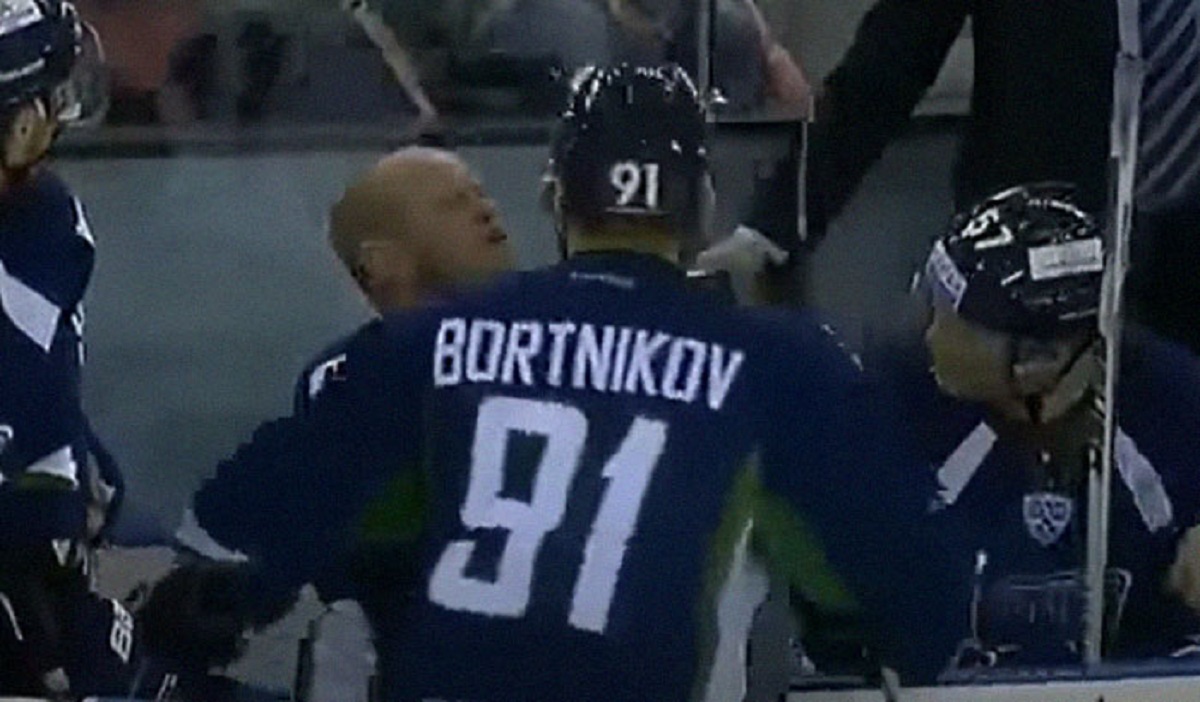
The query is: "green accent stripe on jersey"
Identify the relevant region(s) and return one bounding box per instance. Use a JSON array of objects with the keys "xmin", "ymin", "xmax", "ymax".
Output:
[
  {"xmin": 358, "ymin": 467, "xmax": 427, "ymax": 545},
  {"xmin": 754, "ymin": 489, "xmax": 859, "ymax": 614},
  {"xmin": 693, "ymin": 456, "xmax": 864, "ymax": 700}
]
